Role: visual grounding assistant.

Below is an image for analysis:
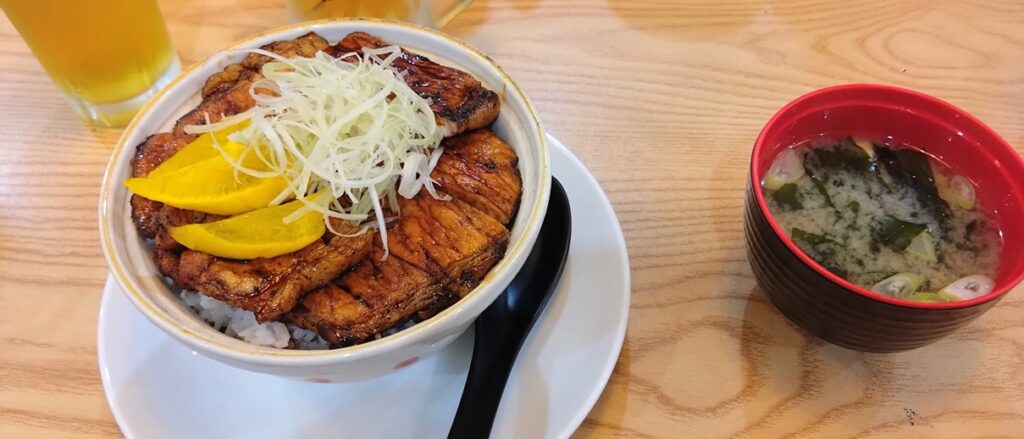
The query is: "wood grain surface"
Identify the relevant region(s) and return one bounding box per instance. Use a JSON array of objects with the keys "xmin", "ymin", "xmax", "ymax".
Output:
[{"xmin": 1, "ymin": 0, "xmax": 1022, "ymax": 437}]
